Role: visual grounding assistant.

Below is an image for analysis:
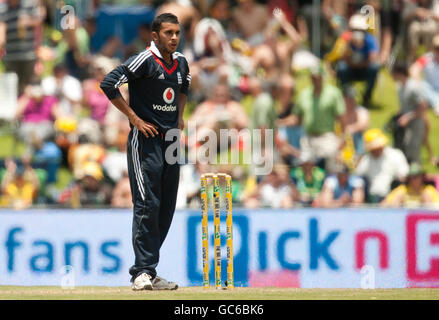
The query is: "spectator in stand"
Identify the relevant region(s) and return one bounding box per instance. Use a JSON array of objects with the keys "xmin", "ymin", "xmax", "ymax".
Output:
[
  {"xmin": 250, "ymin": 77, "xmax": 277, "ymax": 132},
  {"xmin": 330, "ymin": 14, "xmax": 380, "ymax": 107},
  {"xmin": 355, "ymin": 128, "xmax": 409, "ymax": 203},
  {"xmin": 15, "ymin": 80, "xmax": 60, "ymax": 146},
  {"xmin": 243, "ymin": 41, "xmax": 281, "ymax": 85},
  {"xmin": 314, "ymin": 164, "xmax": 365, "ymax": 208},
  {"xmin": 276, "ymin": 74, "xmax": 303, "ymax": 166},
  {"xmin": 290, "ymin": 152, "xmax": 326, "ymax": 206},
  {"xmin": 275, "ymin": 73, "xmax": 297, "ymax": 125},
  {"xmin": 409, "ymin": 34, "xmax": 439, "ymax": 115},
  {"xmin": 354, "ymin": 0, "xmax": 396, "ymax": 65},
  {"xmin": 111, "ymin": 170, "xmax": 132, "ymax": 208},
  {"xmin": 0, "ymin": 164, "xmax": 36, "ymax": 209},
  {"xmin": 249, "ymin": 76, "xmax": 278, "ymax": 177},
  {"xmin": 403, "ymin": 0, "xmax": 439, "ymax": 62},
  {"xmin": 156, "ymin": 0, "xmax": 200, "ymax": 51},
  {"xmin": 296, "ymin": 0, "xmax": 347, "ymax": 57},
  {"xmin": 125, "ymin": 23, "xmax": 152, "ymax": 59},
  {"xmin": 270, "ymin": 8, "xmax": 304, "ymax": 72},
  {"xmin": 267, "ymin": 0, "xmax": 296, "ymax": 25},
  {"xmin": 190, "ymin": 17, "xmax": 235, "ymax": 102},
  {"xmin": 85, "ymin": 15, "xmax": 123, "ymax": 59},
  {"xmin": 82, "ymin": 56, "xmax": 117, "ymax": 125},
  {"xmin": 74, "ymin": 161, "xmax": 111, "ymax": 206},
  {"xmin": 210, "ymin": 0, "xmax": 234, "ymax": 33},
  {"xmin": 58, "ymin": 15, "xmax": 91, "ymax": 80},
  {"xmin": 68, "ymin": 134, "xmax": 105, "ymax": 181},
  {"xmin": 20, "ymin": 152, "xmax": 41, "ymax": 191},
  {"xmin": 189, "ymin": 83, "xmax": 248, "ymax": 151},
  {"xmin": 59, "ymin": 161, "xmax": 112, "ymax": 208},
  {"xmin": 244, "ymin": 165, "xmax": 295, "ymax": 209},
  {"xmin": 250, "ymin": 8, "xmax": 303, "ymax": 82},
  {"xmin": 341, "ymin": 87, "xmax": 370, "ymax": 161},
  {"xmin": 52, "ymin": 115, "xmax": 78, "ymax": 167},
  {"xmin": 392, "ymin": 63, "xmax": 432, "ymax": 164},
  {"xmin": 101, "ymin": 127, "xmax": 128, "ymax": 184},
  {"xmin": 294, "ymin": 65, "xmax": 346, "ymax": 173},
  {"xmin": 1, "ymin": 155, "xmax": 40, "ymax": 193},
  {"xmin": 232, "ymin": 0, "xmax": 269, "ymax": 46},
  {"xmin": 297, "ymin": 0, "xmax": 348, "ymax": 58},
  {"xmin": 0, "ymin": 0, "xmax": 45, "ymax": 95},
  {"xmin": 42, "ymin": 63, "xmax": 83, "ymax": 117},
  {"xmin": 32, "ymin": 135, "xmax": 62, "ymax": 184},
  {"xmin": 382, "ymin": 162, "xmax": 439, "ymax": 208},
  {"xmin": 77, "ymin": 117, "xmax": 104, "ymax": 145}
]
